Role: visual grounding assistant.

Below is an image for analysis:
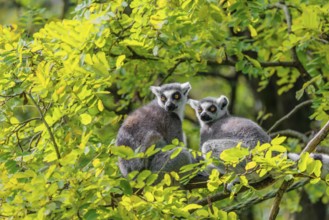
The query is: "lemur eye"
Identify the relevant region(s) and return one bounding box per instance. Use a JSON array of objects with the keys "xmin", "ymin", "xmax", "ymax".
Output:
[
  {"xmin": 172, "ymin": 92, "xmax": 181, "ymax": 100},
  {"xmin": 208, "ymin": 105, "xmax": 217, "ymax": 113},
  {"xmin": 161, "ymin": 95, "xmax": 167, "ymax": 103},
  {"xmin": 198, "ymin": 107, "xmax": 202, "ymax": 113}
]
